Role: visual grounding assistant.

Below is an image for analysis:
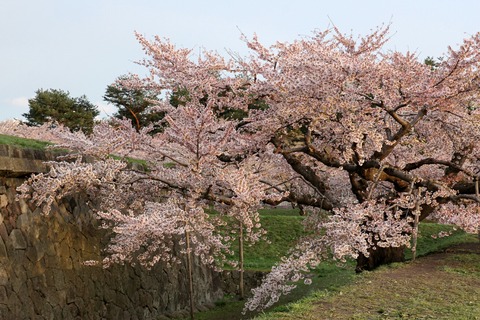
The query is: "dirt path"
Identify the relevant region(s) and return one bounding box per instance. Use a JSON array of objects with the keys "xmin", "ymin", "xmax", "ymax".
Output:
[
  {"xmin": 301, "ymin": 242, "xmax": 480, "ymax": 319},
  {"xmin": 194, "ymin": 243, "xmax": 480, "ymax": 319}
]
